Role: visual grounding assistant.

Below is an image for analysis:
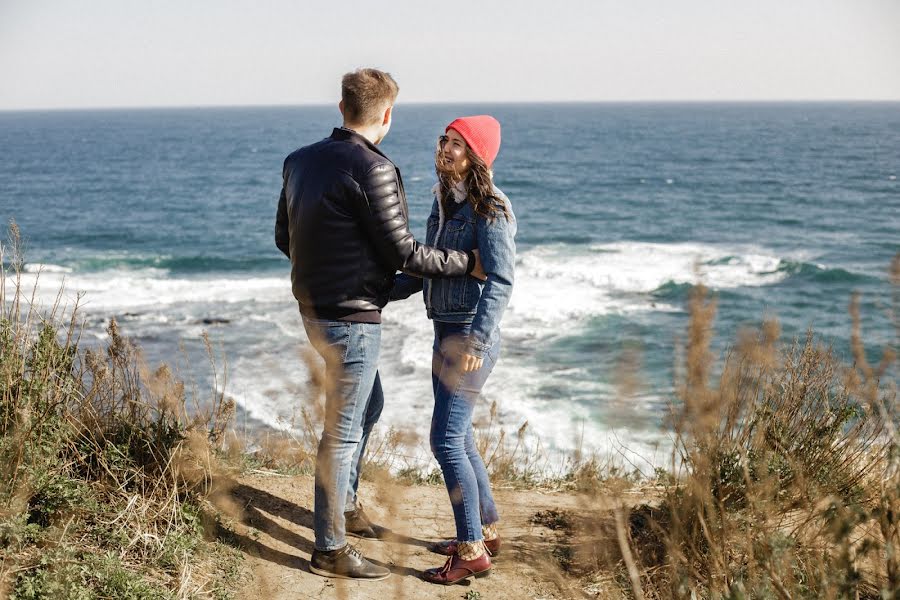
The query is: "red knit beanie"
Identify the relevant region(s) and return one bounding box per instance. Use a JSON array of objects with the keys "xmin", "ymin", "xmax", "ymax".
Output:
[{"xmin": 446, "ymin": 115, "xmax": 501, "ymax": 168}]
